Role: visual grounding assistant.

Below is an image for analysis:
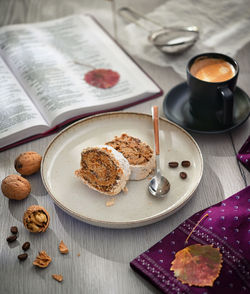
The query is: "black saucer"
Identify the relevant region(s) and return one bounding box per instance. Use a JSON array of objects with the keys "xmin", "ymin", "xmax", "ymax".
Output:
[{"xmin": 163, "ymin": 82, "xmax": 250, "ymax": 134}]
